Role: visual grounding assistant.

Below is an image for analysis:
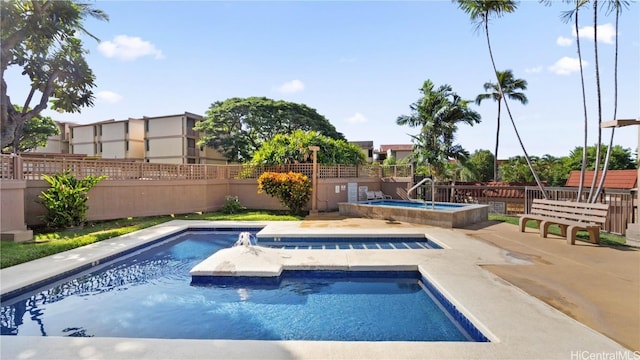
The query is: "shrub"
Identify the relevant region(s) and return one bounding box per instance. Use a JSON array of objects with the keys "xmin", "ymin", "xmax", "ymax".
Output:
[
  {"xmin": 39, "ymin": 171, "xmax": 107, "ymax": 229},
  {"xmin": 257, "ymin": 171, "xmax": 312, "ymax": 216},
  {"xmin": 221, "ymin": 195, "xmax": 246, "ymax": 214}
]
